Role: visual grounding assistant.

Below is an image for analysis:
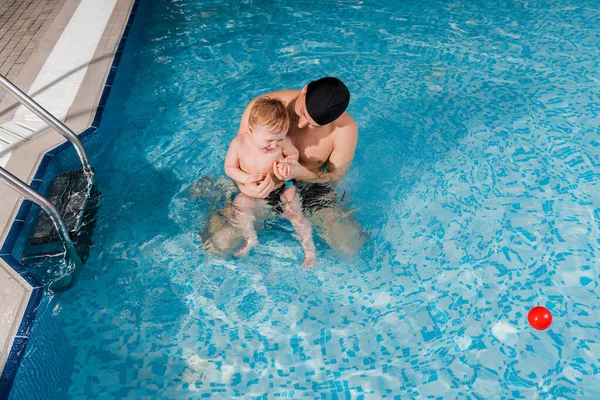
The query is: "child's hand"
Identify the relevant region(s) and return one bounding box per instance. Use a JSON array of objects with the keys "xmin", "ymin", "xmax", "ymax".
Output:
[
  {"xmin": 279, "ymin": 162, "xmax": 292, "ymax": 179},
  {"xmin": 273, "ymin": 161, "xmax": 292, "ymax": 180}
]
